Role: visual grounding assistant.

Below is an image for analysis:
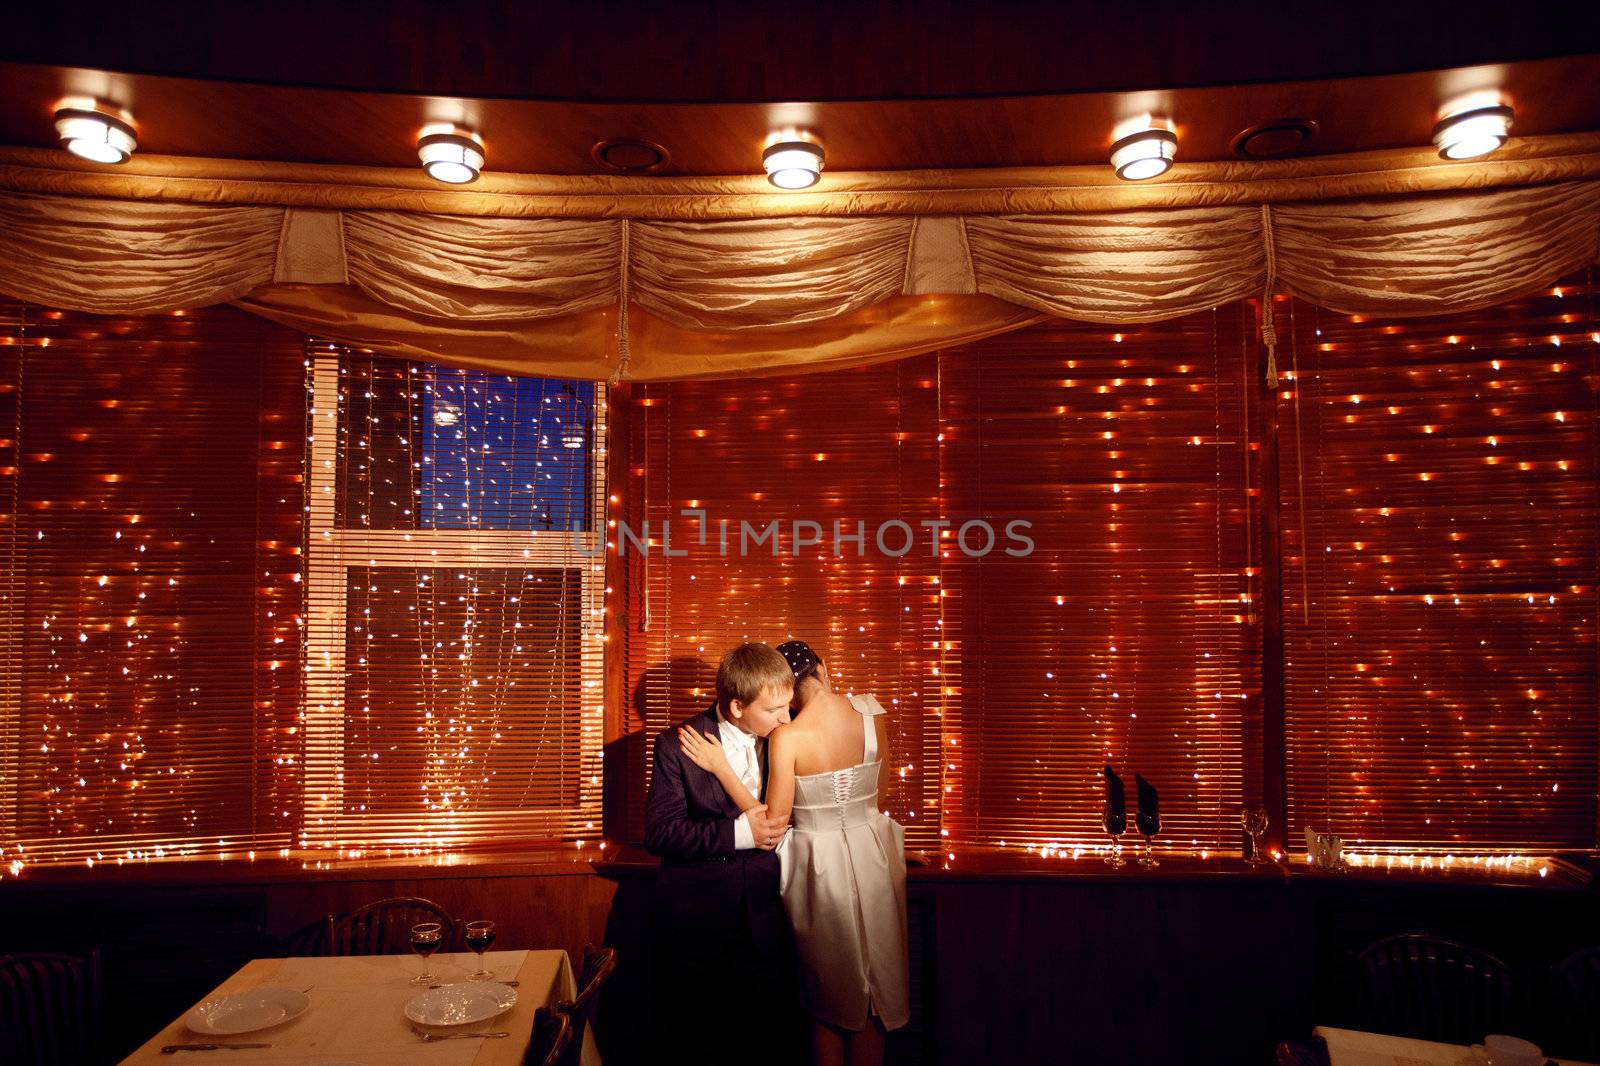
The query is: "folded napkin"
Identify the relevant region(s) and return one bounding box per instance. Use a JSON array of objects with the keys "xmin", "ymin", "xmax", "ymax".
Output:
[
  {"xmin": 1102, "ymin": 765, "xmax": 1126, "ymax": 818},
  {"xmin": 1135, "ymin": 774, "xmax": 1159, "ymax": 818}
]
